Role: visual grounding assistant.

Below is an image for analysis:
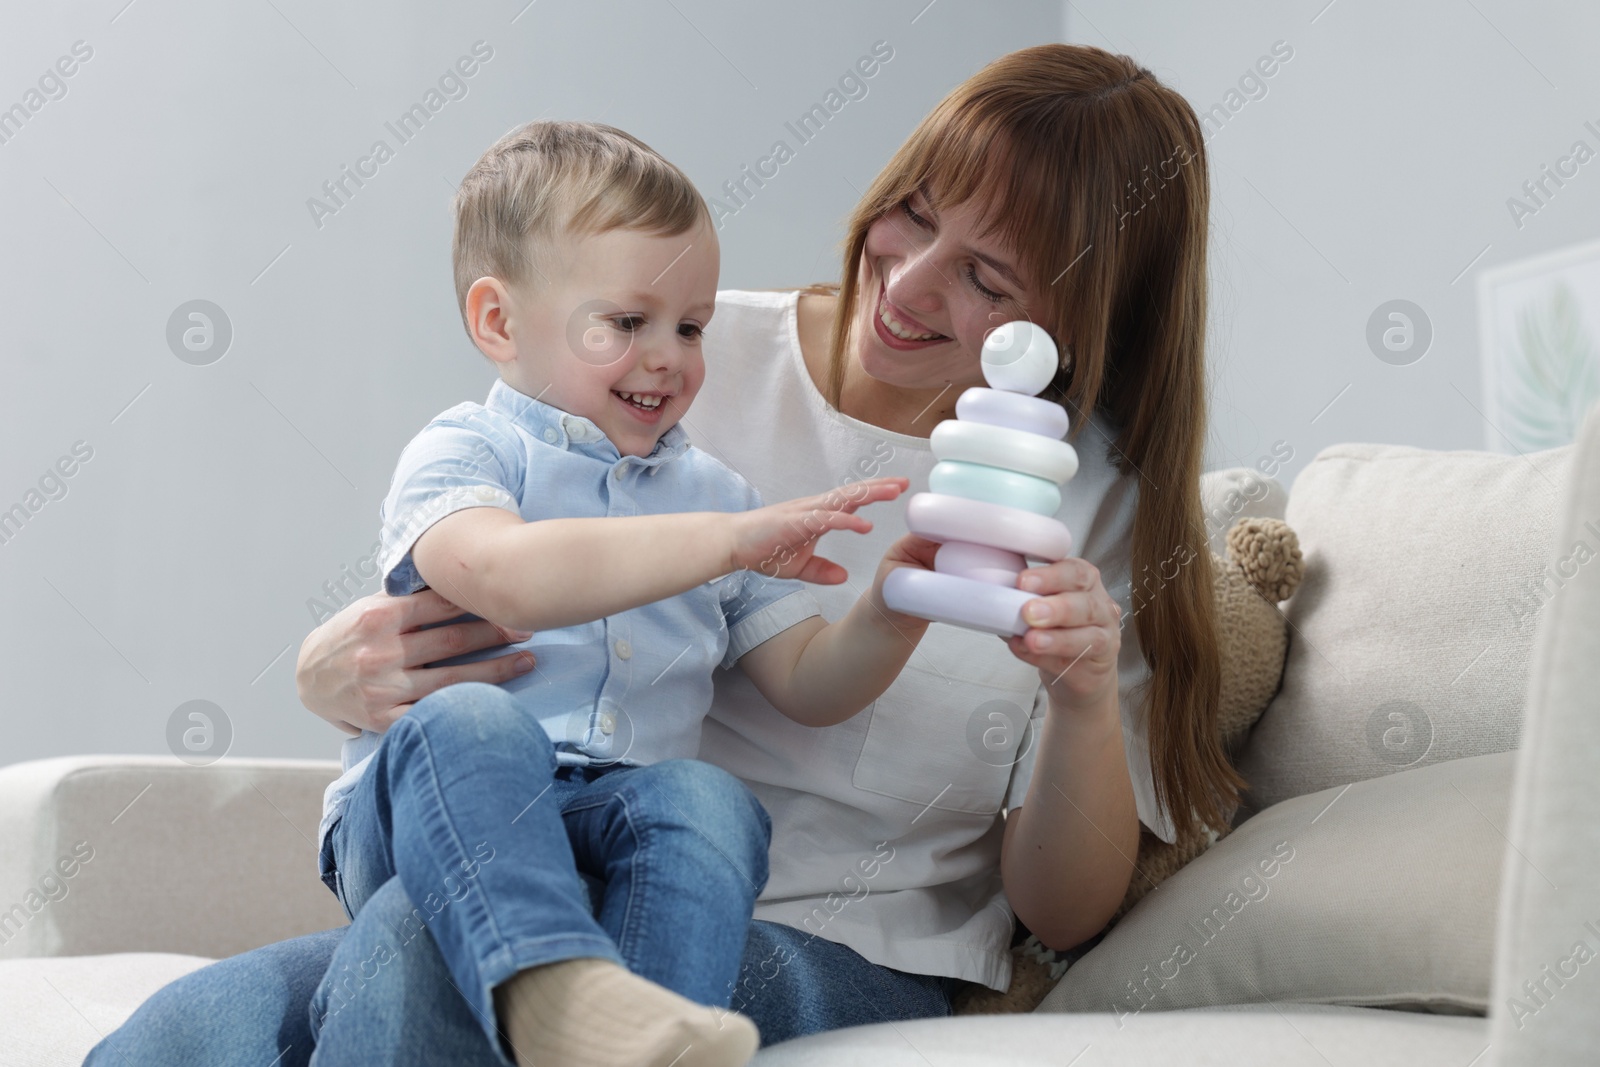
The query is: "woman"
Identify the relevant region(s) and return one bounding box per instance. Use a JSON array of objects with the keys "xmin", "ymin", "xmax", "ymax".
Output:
[{"xmin": 89, "ymin": 41, "xmax": 1241, "ymax": 1065}]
